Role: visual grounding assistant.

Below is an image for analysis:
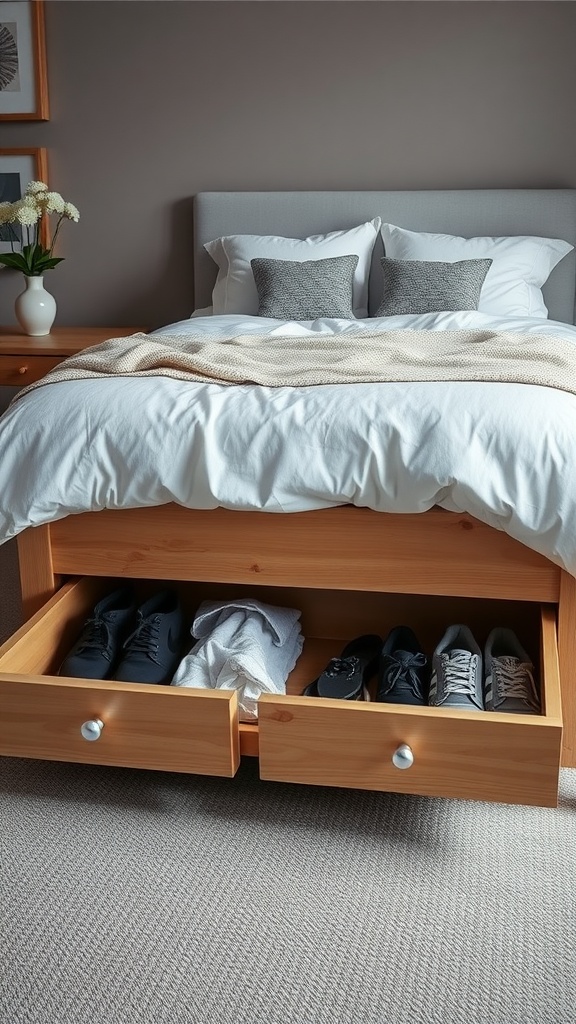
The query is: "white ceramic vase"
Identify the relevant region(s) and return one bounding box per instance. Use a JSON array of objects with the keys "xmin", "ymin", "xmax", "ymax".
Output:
[{"xmin": 15, "ymin": 275, "xmax": 57, "ymax": 337}]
